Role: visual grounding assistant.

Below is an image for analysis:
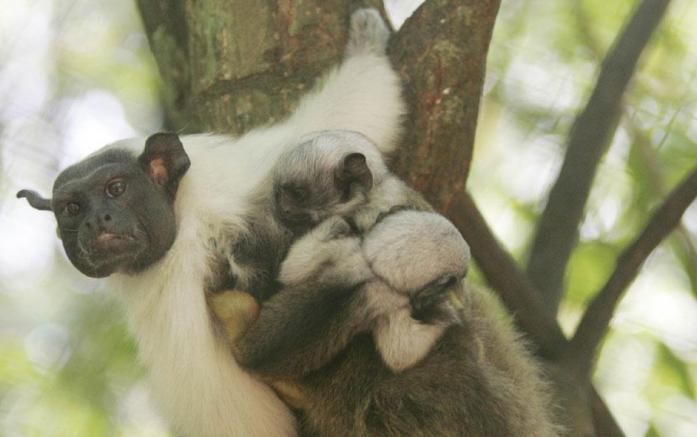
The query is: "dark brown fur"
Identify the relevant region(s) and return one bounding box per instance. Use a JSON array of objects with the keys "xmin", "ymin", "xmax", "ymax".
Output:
[{"xmin": 213, "ymin": 282, "xmax": 559, "ymax": 437}]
